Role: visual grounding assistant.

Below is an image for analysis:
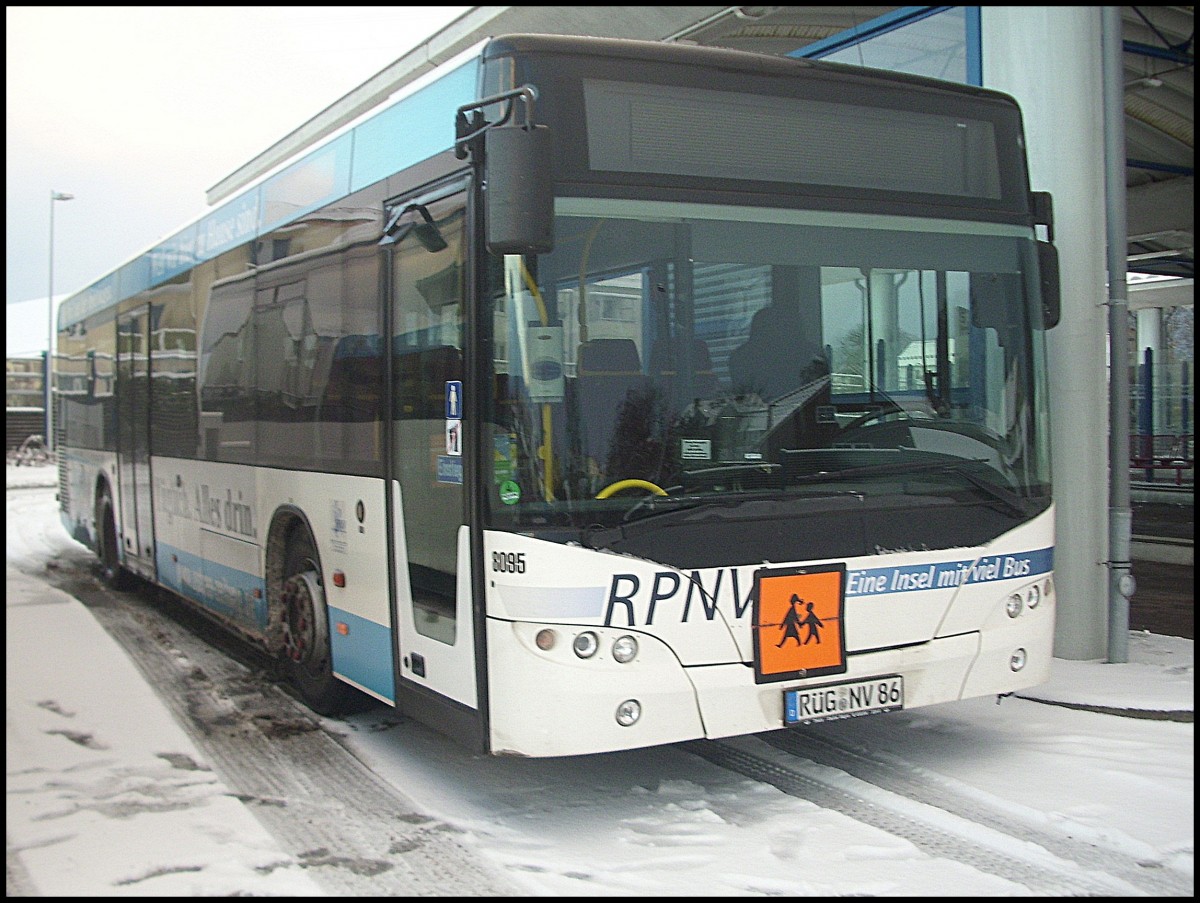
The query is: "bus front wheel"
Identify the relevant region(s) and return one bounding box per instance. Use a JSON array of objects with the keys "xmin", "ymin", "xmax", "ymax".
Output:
[{"xmin": 279, "ymin": 531, "xmax": 360, "ymax": 716}]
